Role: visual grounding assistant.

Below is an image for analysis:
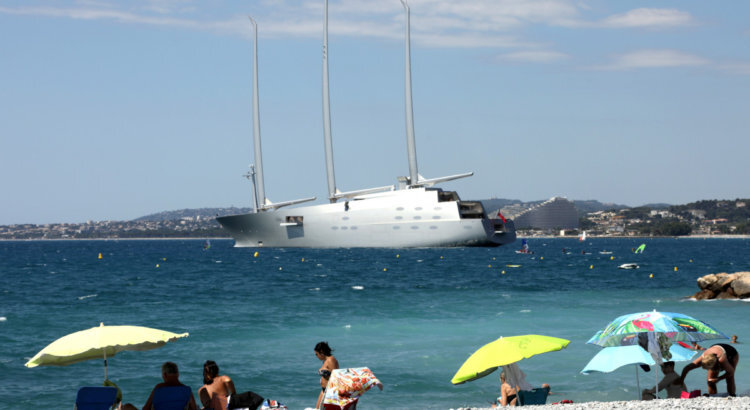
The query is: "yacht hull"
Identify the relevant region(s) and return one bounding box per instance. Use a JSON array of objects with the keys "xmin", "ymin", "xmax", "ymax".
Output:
[{"xmin": 217, "ymin": 189, "xmax": 515, "ymax": 248}]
